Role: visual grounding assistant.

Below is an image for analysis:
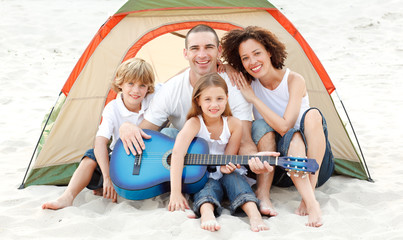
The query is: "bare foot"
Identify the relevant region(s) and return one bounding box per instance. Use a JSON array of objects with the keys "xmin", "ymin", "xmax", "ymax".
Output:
[
  {"xmin": 42, "ymin": 194, "xmax": 74, "ymax": 210},
  {"xmin": 305, "ymin": 201, "xmax": 323, "ymax": 228},
  {"xmin": 295, "ymin": 200, "xmax": 308, "ymax": 216},
  {"xmin": 250, "ymin": 217, "xmax": 269, "ymax": 232},
  {"xmin": 256, "ymin": 192, "xmax": 277, "ymax": 217},
  {"xmin": 200, "ymin": 211, "xmax": 220, "ymax": 232},
  {"xmin": 92, "ymin": 188, "xmax": 103, "ymax": 196}
]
